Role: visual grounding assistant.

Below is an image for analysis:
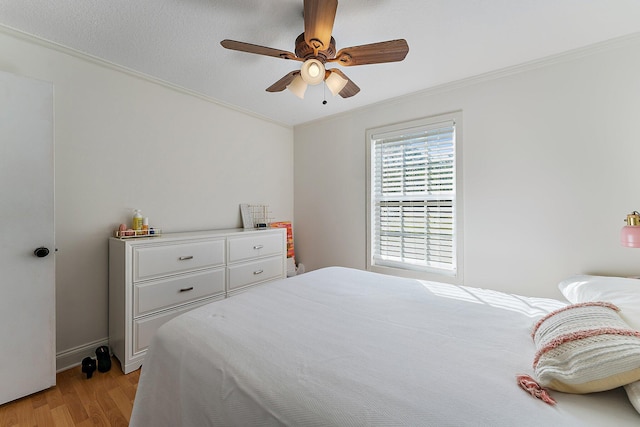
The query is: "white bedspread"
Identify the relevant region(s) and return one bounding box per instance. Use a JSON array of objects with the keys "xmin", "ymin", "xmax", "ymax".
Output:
[{"xmin": 130, "ymin": 267, "xmax": 640, "ymax": 426}]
